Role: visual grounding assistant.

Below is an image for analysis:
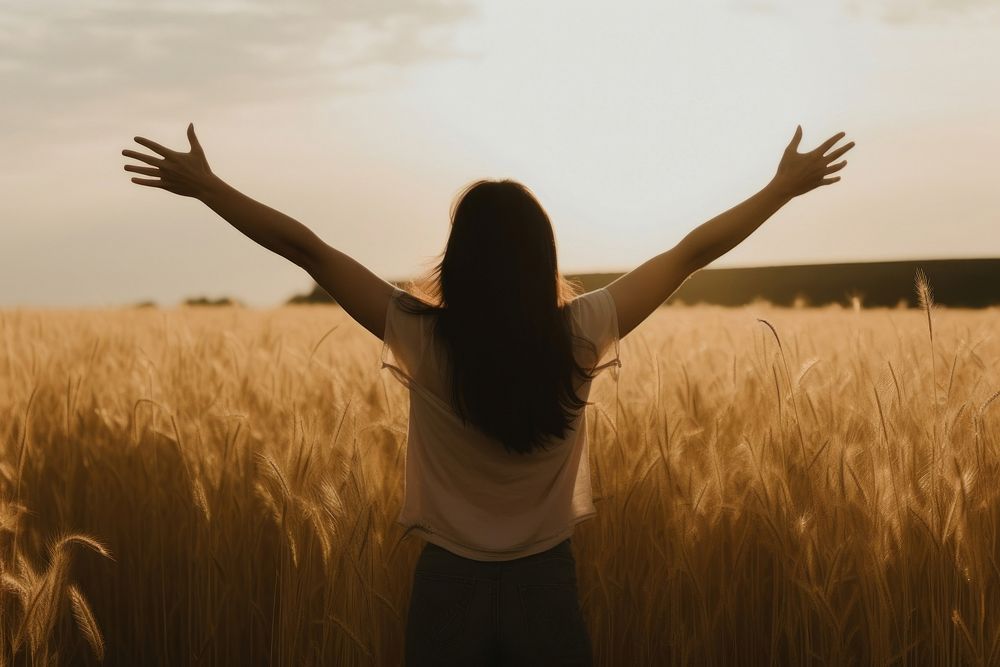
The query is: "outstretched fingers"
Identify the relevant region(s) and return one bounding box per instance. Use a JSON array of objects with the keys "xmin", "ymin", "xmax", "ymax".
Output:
[
  {"xmin": 187, "ymin": 123, "xmax": 204, "ymax": 154},
  {"xmin": 824, "ymin": 140, "xmax": 855, "ymax": 162},
  {"xmin": 124, "ymin": 164, "xmax": 160, "ymax": 177},
  {"xmin": 825, "ymin": 160, "xmax": 848, "ymax": 174},
  {"xmin": 786, "ymin": 125, "xmax": 803, "ymax": 153},
  {"xmin": 133, "ymin": 136, "xmax": 175, "ymax": 157},
  {"xmin": 812, "ymin": 131, "xmax": 847, "ymax": 157},
  {"xmin": 122, "ymin": 149, "xmax": 163, "ymax": 166},
  {"xmin": 130, "ymin": 177, "xmax": 166, "ymax": 188}
]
